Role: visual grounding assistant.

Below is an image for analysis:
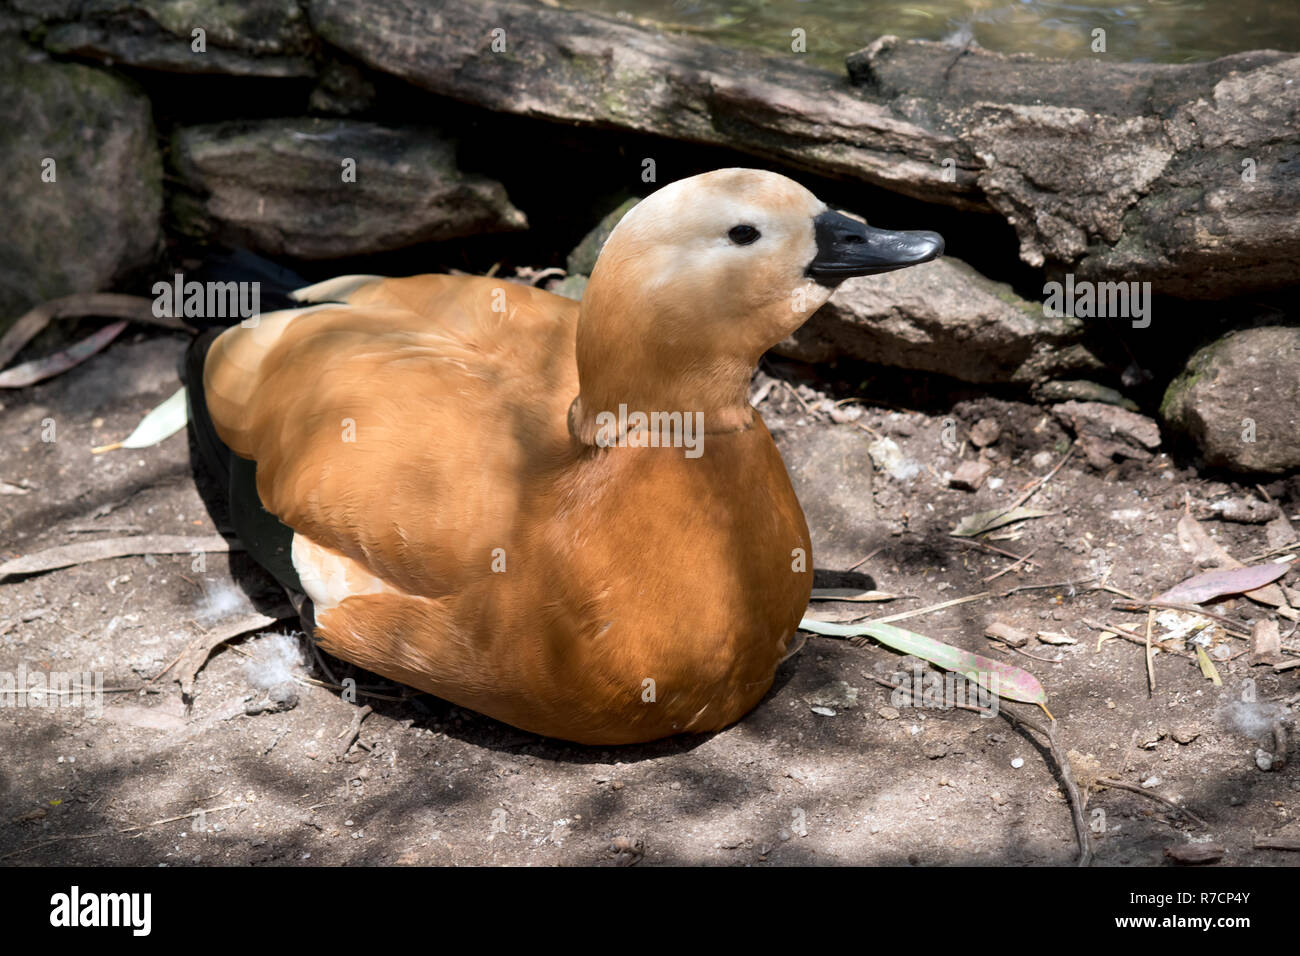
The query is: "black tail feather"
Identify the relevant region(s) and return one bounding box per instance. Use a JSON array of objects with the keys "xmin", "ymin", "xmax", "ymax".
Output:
[
  {"xmin": 181, "ymin": 259, "xmax": 305, "ymax": 597},
  {"xmin": 182, "ymin": 248, "xmax": 310, "ymax": 329}
]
